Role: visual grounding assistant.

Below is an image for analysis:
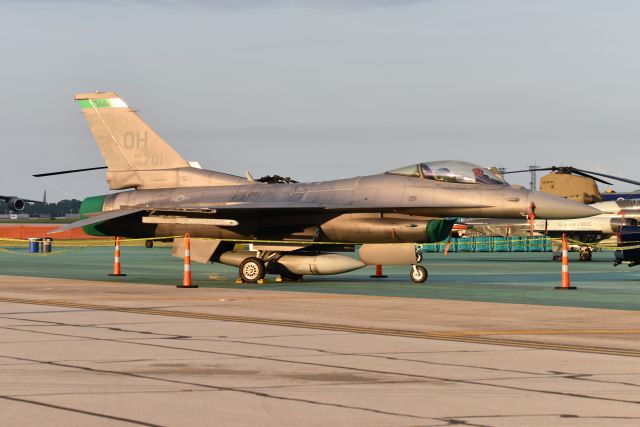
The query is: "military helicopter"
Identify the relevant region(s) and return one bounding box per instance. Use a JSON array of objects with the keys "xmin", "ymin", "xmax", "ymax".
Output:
[
  {"xmin": 469, "ymin": 166, "xmax": 640, "ymax": 262},
  {"xmin": 502, "ymin": 166, "xmax": 640, "ymax": 204}
]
